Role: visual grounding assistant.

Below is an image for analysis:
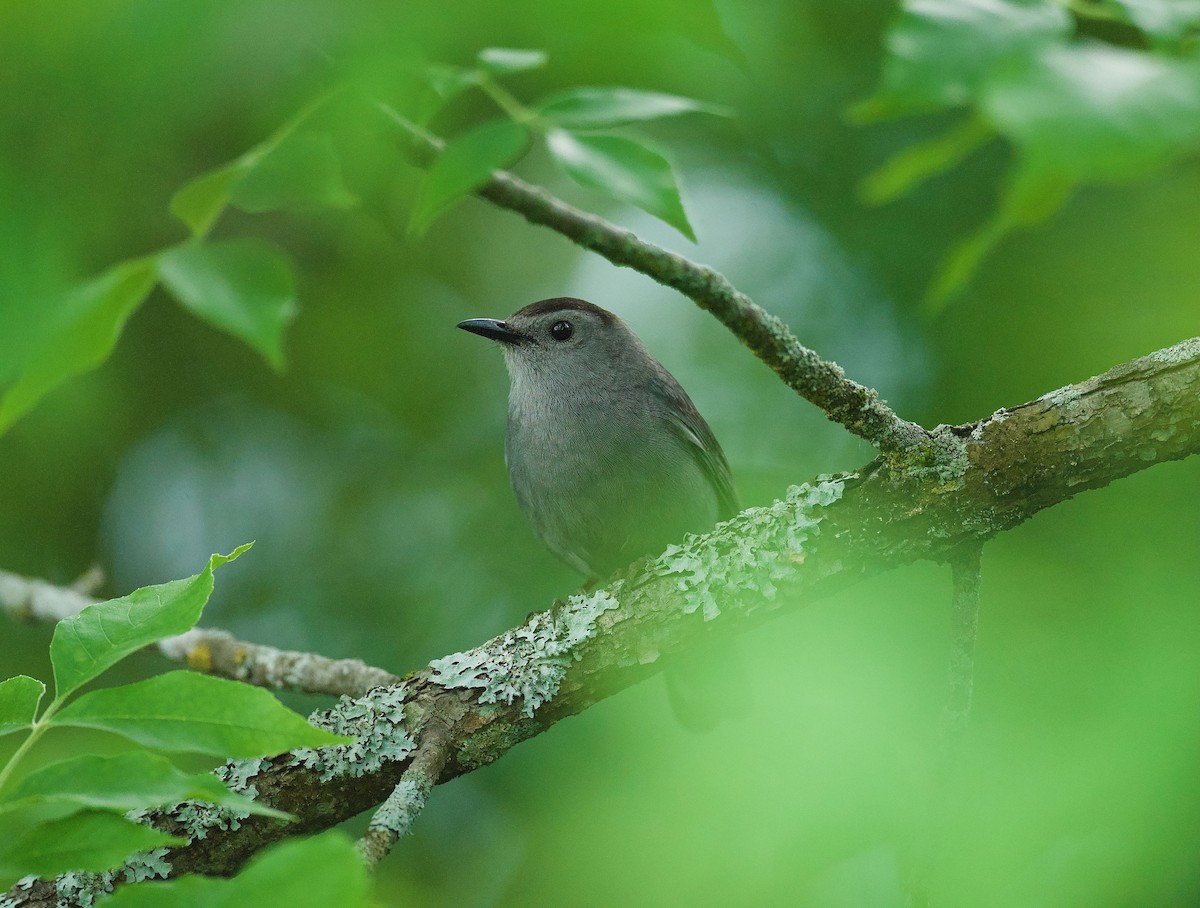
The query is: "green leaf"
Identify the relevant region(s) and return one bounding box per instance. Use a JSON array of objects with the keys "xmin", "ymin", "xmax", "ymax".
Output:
[
  {"xmin": 5, "ymin": 752, "xmax": 289, "ymax": 820},
  {"xmin": 0, "ymin": 809, "xmax": 179, "ymax": 888},
  {"xmin": 157, "ymin": 239, "xmax": 298, "ymax": 372},
  {"xmin": 100, "ymin": 831, "xmax": 369, "ymax": 908},
  {"xmin": 852, "ymin": 0, "xmax": 1070, "ymax": 120},
  {"xmin": 980, "ymin": 42, "xmax": 1200, "ymax": 184},
  {"xmin": 535, "ymin": 87, "xmax": 729, "ymax": 129},
  {"xmin": 859, "ymin": 116, "xmax": 994, "ymax": 204},
  {"xmin": 0, "ymin": 676, "xmax": 44, "ymax": 738},
  {"xmin": 0, "ymin": 257, "xmax": 157, "ymax": 435},
  {"xmin": 925, "ymin": 165, "xmax": 1071, "ymax": 312},
  {"xmin": 408, "ymin": 119, "xmax": 529, "ymax": 235},
  {"xmin": 476, "ymin": 47, "xmax": 547, "ymax": 75},
  {"xmin": 170, "ymin": 164, "xmax": 247, "ymax": 238},
  {"xmin": 168, "ymin": 91, "xmax": 341, "ymax": 237},
  {"xmin": 52, "ymin": 671, "xmax": 351, "ymax": 757},
  {"xmin": 546, "ymin": 130, "xmax": 696, "ymax": 241},
  {"xmin": 50, "ymin": 545, "xmax": 252, "ymax": 701},
  {"xmin": 1110, "ymin": 0, "xmax": 1200, "ymax": 42},
  {"xmin": 417, "ymin": 64, "xmax": 483, "ymax": 122},
  {"xmin": 229, "ymin": 134, "xmax": 357, "ymax": 214}
]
